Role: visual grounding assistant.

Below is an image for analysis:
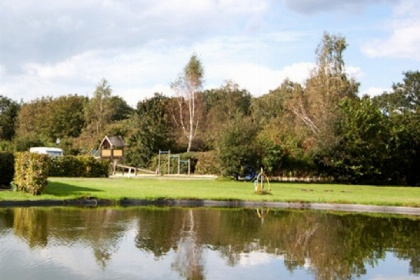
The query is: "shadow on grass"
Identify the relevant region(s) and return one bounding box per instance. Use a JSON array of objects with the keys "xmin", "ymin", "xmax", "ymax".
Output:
[{"xmin": 45, "ymin": 182, "xmax": 103, "ymax": 197}]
